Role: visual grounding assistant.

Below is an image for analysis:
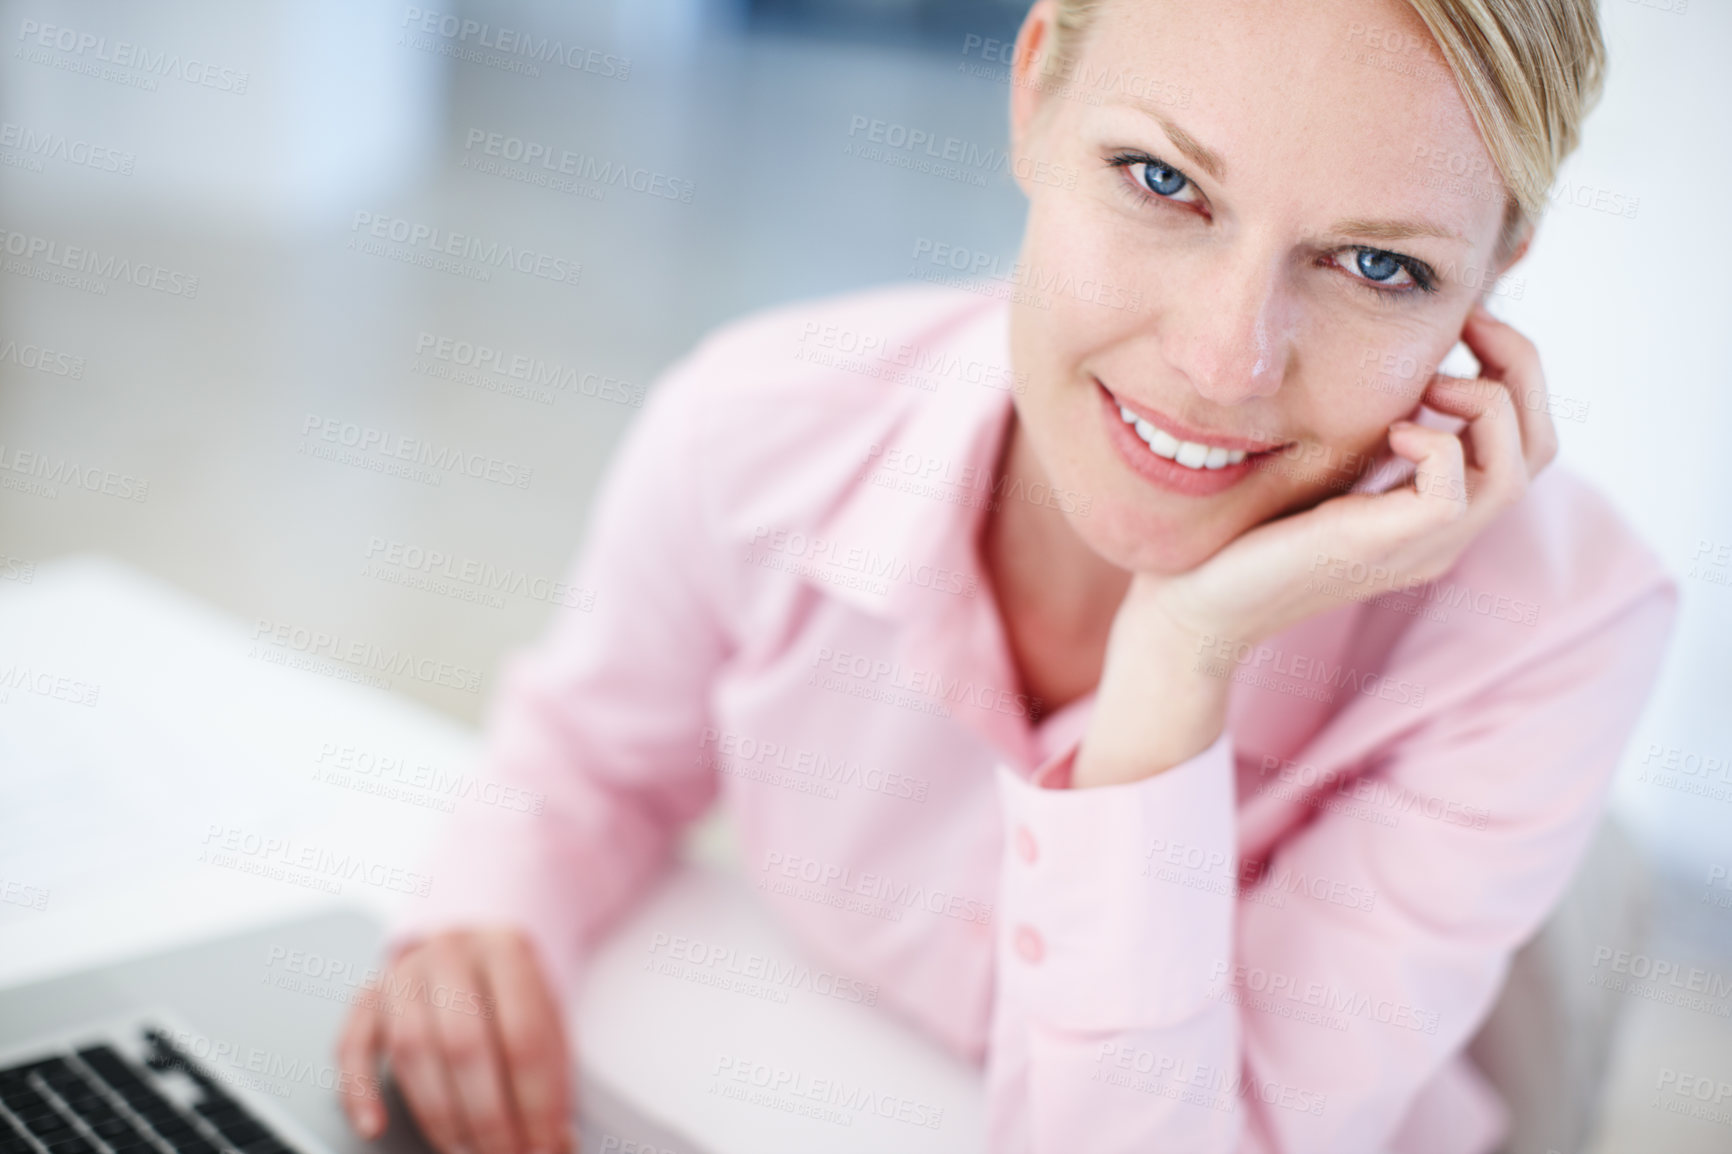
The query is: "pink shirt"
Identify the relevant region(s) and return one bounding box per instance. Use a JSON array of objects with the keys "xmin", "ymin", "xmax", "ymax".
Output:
[{"xmin": 397, "ymin": 284, "xmax": 1677, "ymax": 1154}]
